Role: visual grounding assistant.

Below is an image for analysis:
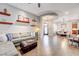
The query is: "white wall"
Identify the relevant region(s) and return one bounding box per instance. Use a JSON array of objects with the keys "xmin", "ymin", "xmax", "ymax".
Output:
[{"xmin": 0, "ymin": 4, "xmax": 37, "ymax": 34}]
